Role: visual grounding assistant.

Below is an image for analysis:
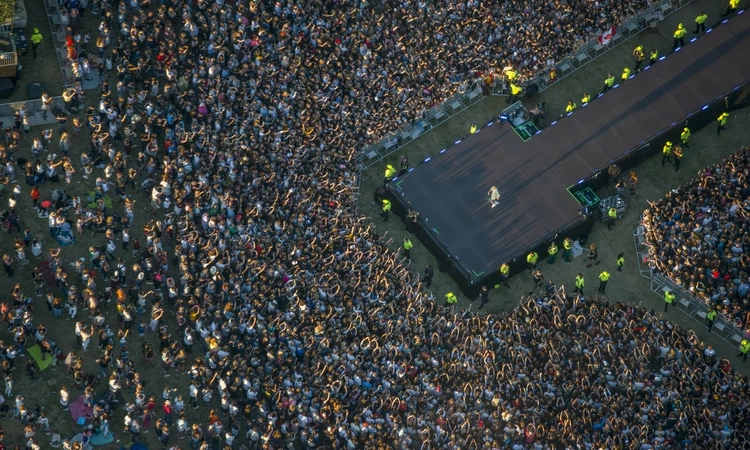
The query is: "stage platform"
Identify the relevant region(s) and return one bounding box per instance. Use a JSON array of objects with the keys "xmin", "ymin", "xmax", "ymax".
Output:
[{"xmin": 388, "ymin": 11, "xmax": 750, "ymax": 292}]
